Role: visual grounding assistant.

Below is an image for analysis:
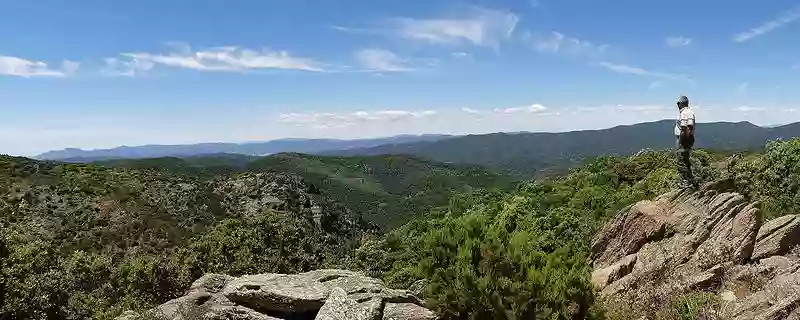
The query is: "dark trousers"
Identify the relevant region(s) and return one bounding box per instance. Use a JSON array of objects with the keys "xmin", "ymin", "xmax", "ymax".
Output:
[{"xmin": 675, "ymin": 135, "xmax": 695, "ymax": 184}]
